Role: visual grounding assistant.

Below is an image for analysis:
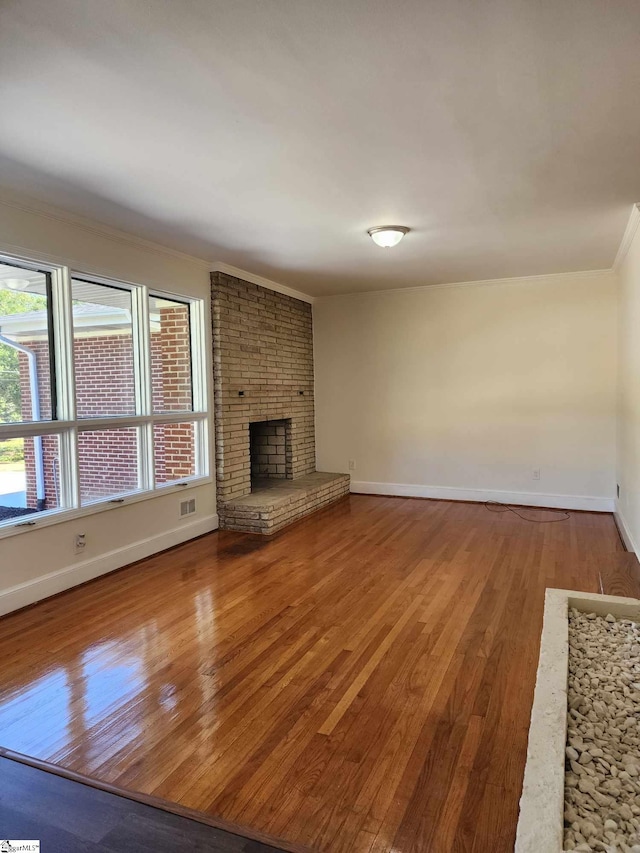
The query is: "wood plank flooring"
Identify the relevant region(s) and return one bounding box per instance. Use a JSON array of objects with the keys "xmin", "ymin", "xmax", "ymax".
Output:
[
  {"xmin": 0, "ymin": 751, "xmax": 296, "ymax": 852},
  {"xmin": 0, "ymin": 495, "xmax": 638, "ymax": 852}
]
